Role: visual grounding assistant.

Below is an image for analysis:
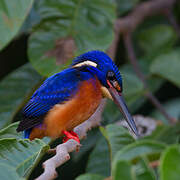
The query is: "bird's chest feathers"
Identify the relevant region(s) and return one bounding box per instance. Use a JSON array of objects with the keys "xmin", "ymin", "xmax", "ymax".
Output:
[{"xmin": 44, "ymin": 78, "xmax": 102, "ymax": 138}]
